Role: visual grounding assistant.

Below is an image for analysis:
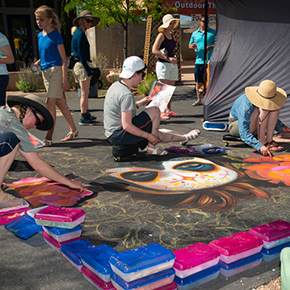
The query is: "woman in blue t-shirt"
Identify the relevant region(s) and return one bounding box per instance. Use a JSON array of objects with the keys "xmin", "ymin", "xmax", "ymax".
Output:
[{"xmin": 32, "ymin": 5, "xmax": 78, "ymax": 146}]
